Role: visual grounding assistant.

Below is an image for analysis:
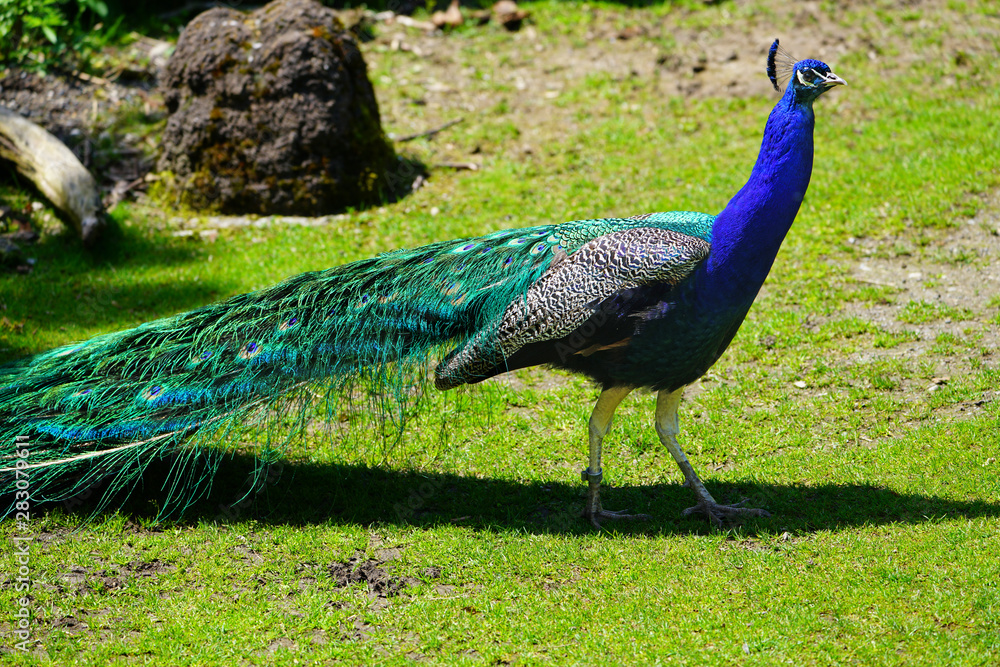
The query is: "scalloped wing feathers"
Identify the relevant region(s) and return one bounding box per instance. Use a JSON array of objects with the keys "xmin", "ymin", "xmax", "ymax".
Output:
[{"xmin": 435, "ymin": 226, "xmax": 711, "ymax": 388}]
